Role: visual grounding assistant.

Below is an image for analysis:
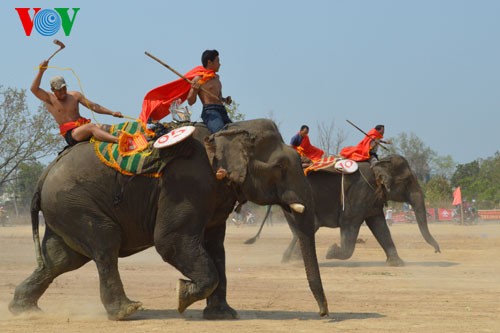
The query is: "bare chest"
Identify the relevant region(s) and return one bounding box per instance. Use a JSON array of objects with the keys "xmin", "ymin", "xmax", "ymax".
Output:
[{"xmin": 47, "ymin": 95, "xmax": 81, "ymax": 124}]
